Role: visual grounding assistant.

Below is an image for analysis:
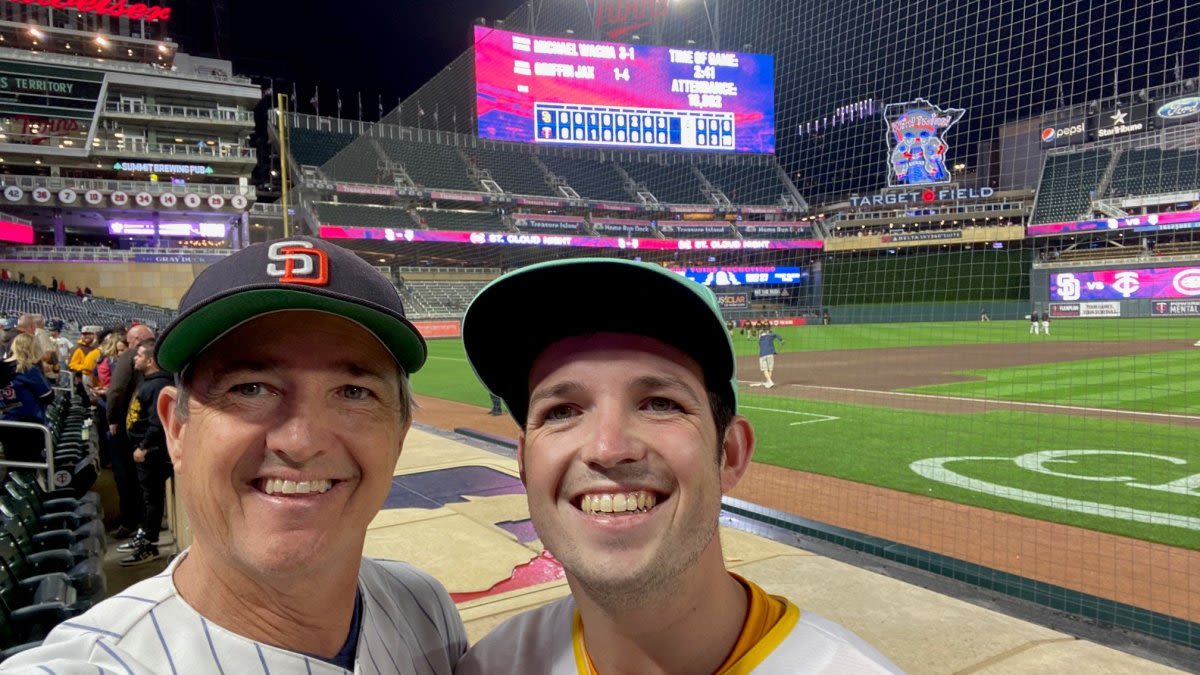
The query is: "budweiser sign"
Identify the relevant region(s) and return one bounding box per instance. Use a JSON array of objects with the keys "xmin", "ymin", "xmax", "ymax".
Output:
[
  {"xmin": 594, "ymin": 0, "xmax": 669, "ymax": 39},
  {"xmin": 4, "ymin": 0, "xmax": 171, "ymax": 21}
]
